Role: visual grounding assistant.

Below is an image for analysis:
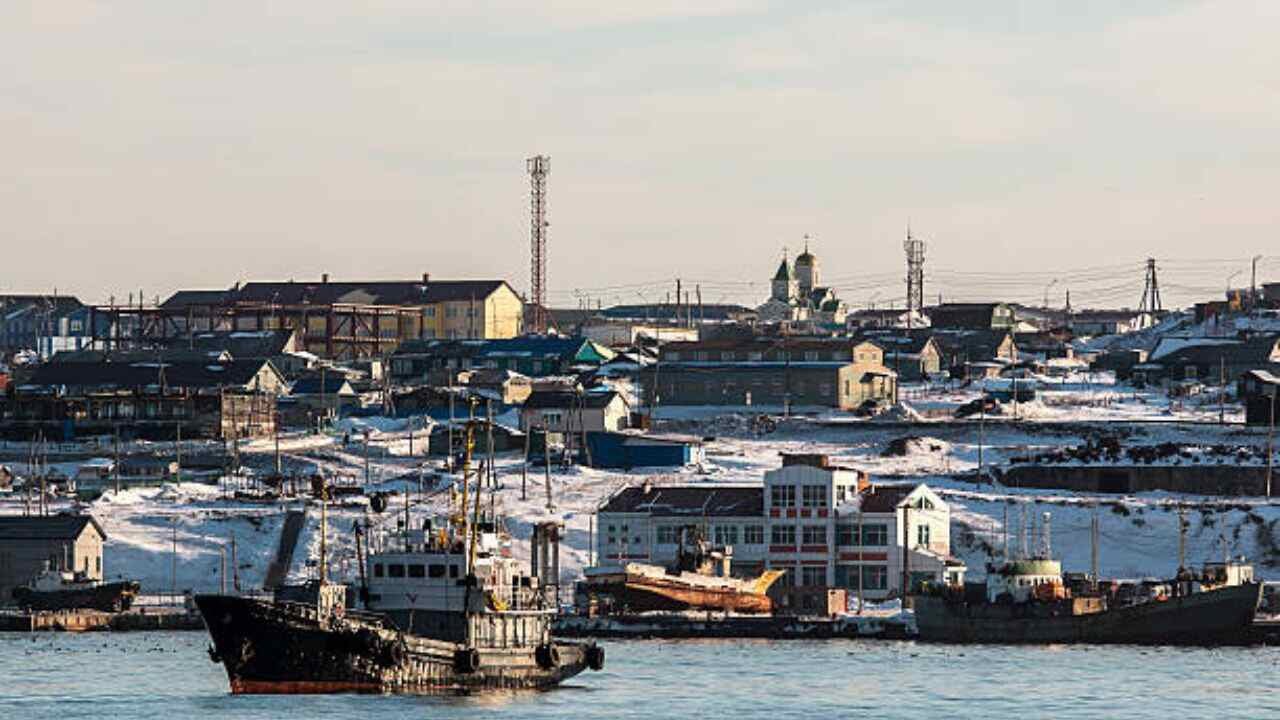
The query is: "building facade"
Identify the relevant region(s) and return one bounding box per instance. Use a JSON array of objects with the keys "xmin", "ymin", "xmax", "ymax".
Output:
[
  {"xmin": 646, "ymin": 338, "xmax": 896, "ymax": 410},
  {"xmin": 0, "ymin": 515, "xmax": 106, "ymax": 605},
  {"xmin": 594, "ymin": 455, "xmax": 963, "ymax": 601}
]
